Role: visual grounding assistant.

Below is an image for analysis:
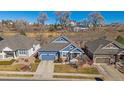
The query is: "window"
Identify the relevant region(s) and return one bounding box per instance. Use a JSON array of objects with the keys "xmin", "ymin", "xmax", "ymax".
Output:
[
  {"xmin": 19, "ymin": 50, "xmax": 27, "ymax": 54},
  {"xmin": 62, "ymin": 52, "xmax": 68, "ymax": 57},
  {"xmin": 70, "ymin": 46, "xmax": 73, "ymax": 49},
  {"xmin": 60, "ymin": 38, "xmax": 63, "ymax": 41}
]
